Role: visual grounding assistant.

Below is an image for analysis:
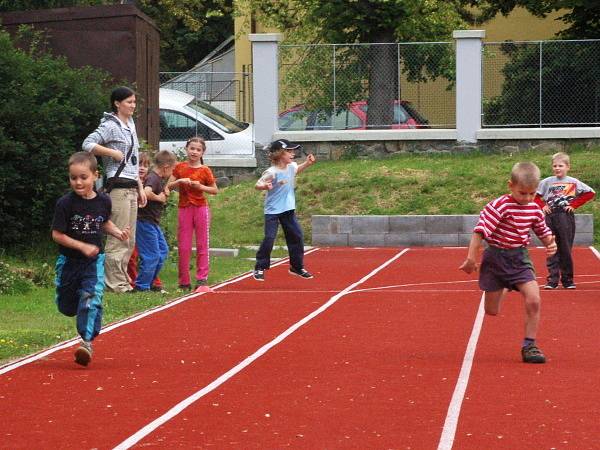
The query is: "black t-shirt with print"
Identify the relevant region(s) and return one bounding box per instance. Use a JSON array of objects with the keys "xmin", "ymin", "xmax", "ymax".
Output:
[{"xmin": 52, "ymin": 191, "xmax": 112, "ymax": 258}]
